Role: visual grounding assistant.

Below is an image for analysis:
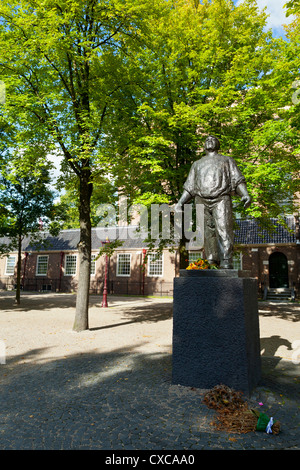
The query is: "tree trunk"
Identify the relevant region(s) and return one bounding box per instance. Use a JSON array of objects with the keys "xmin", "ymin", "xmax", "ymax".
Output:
[
  {"xmin": 178, "ymin": 208, "xmax": 189, "ymax": 269},
  {"xmin": 15, "ymin": 233, "xmax": 22, "ymax": 305},
  {"xmin": 73, "ymin": 172, "xmax": 92, "ymax": 332},
  {"xmin": 179, "ymin": 238, "xmax": 189, "ymax": 269}
]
